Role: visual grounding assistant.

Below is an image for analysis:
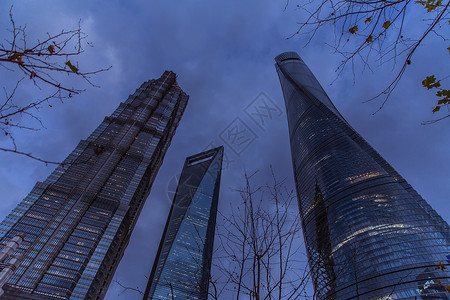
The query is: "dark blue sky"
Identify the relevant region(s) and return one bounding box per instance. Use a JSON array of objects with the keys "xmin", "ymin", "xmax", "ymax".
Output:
[{"xmin": 0, "ymin": 1, "xmax": 448, "ymax": 299}]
